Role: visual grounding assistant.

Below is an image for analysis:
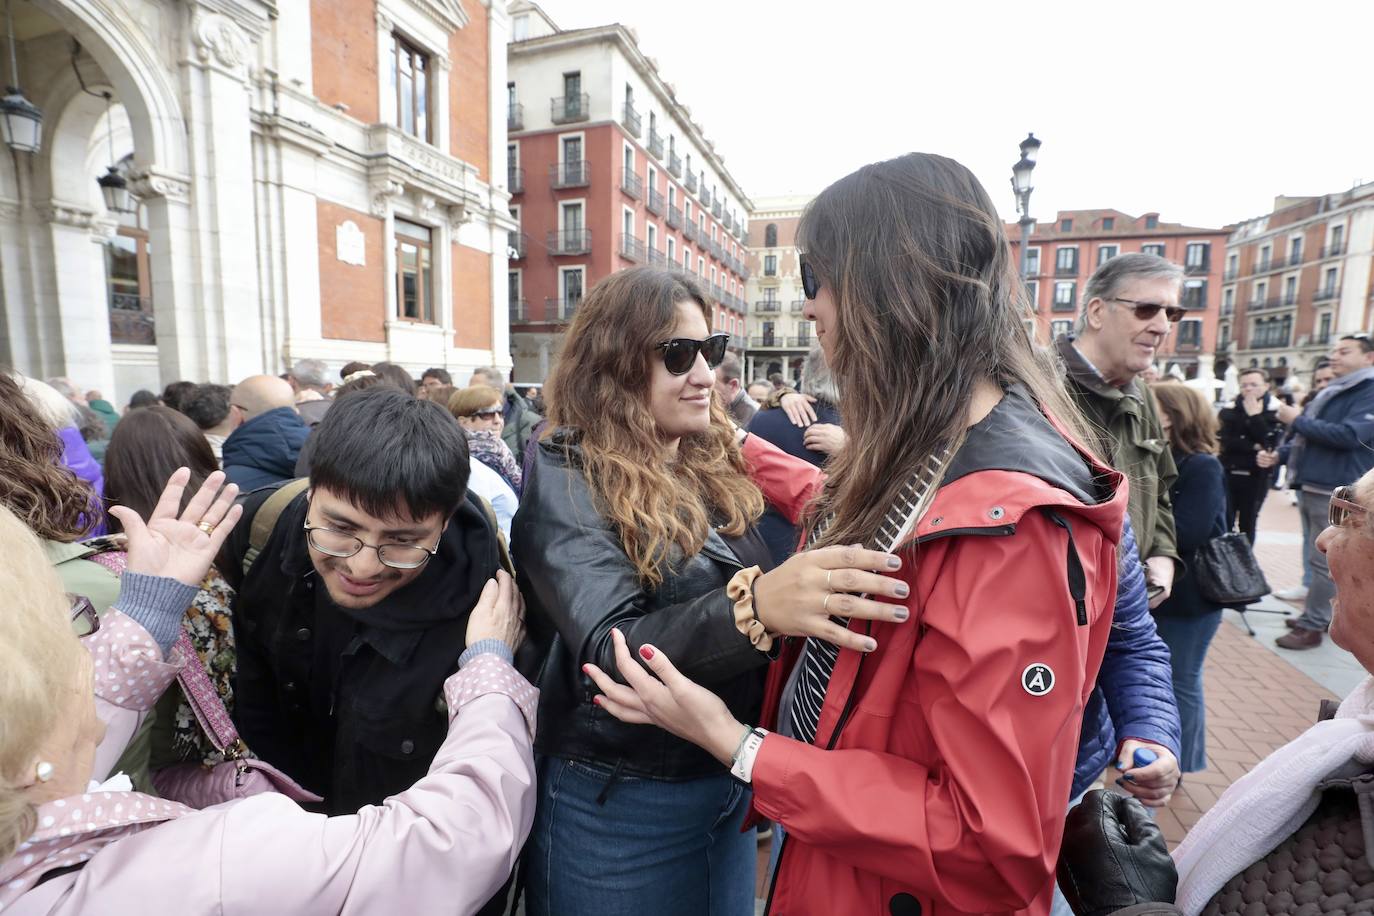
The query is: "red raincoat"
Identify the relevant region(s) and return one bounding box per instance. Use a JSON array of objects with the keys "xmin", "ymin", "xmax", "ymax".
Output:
[{"xmin": 740, "ymin": 402, "xmax": 1126, "ymax": 916}]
